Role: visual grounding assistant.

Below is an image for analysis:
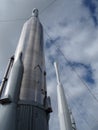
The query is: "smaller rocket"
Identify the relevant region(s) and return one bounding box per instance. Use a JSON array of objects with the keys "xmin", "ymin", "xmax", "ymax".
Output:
[{"xmin": 54, "ymin": 62, "xmax": 73, "ymax": 130}]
